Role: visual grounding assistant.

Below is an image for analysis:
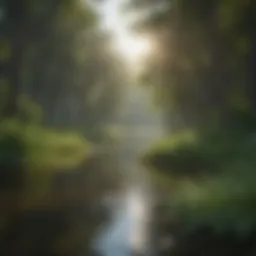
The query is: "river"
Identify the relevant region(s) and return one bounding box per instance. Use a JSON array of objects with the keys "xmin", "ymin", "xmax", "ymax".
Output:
[
  {"xmin": 90, "ymin": 85, "xmax": 164, "ymax": 256},
  {"xmin": 92, "ymin": 185, "xmax": 152, "ymax": 256}
]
